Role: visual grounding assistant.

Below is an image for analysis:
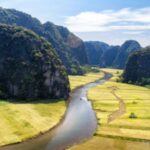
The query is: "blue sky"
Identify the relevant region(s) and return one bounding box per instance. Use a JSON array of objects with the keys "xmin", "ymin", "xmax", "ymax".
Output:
[{"xmin": 0, "ymin": 0, "xmax": 150, "ymax": 46}]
